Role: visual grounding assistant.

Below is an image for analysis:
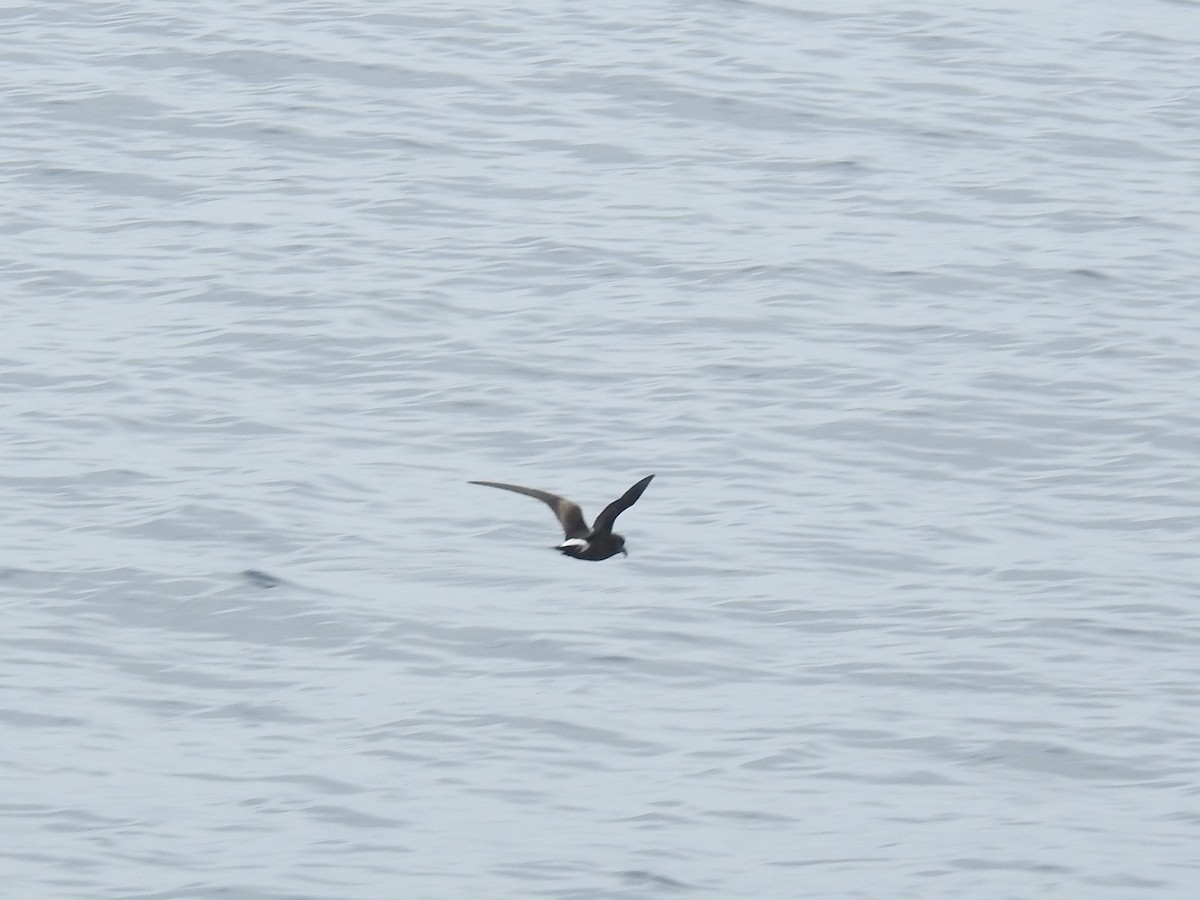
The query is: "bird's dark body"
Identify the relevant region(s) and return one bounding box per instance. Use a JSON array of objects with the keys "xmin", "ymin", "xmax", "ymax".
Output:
[
  {"xmin": 469, "ymin": 475, "xmax": 654, "ymax": 561},
  {"xmin": 557, "ymin": 534, "xmax": 626, "ymax": 562}
]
